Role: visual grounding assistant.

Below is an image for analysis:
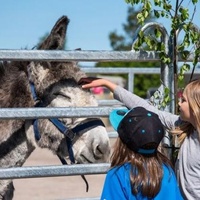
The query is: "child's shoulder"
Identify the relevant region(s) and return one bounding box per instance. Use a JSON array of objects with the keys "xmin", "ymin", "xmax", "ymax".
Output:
[{"xmin": 108, "ymin": 163, "xmax": 131, "ymax": 177}]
